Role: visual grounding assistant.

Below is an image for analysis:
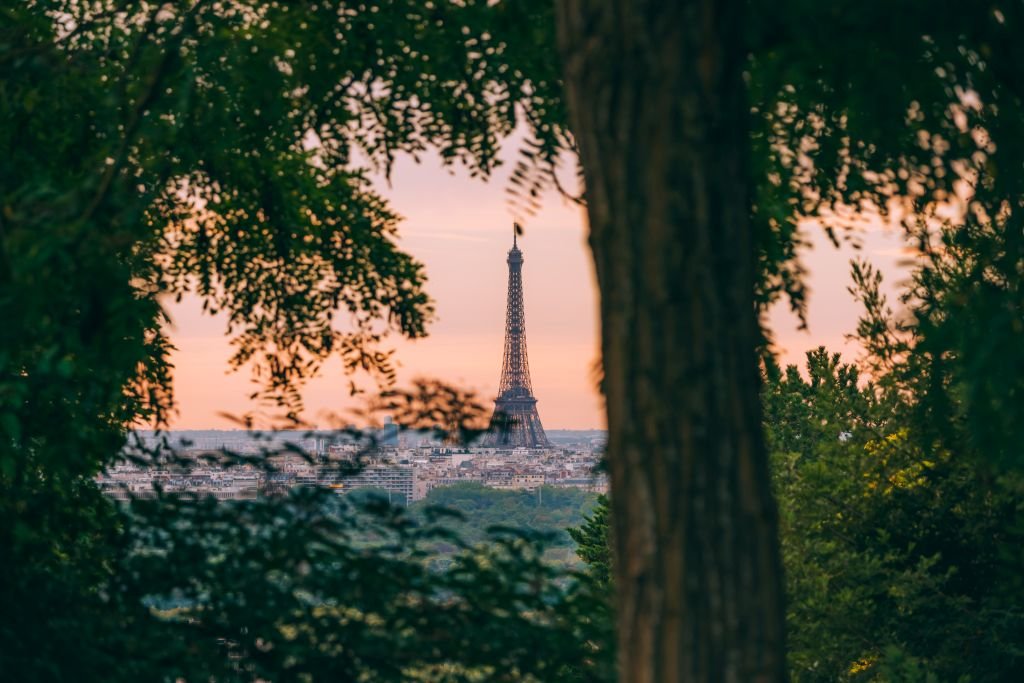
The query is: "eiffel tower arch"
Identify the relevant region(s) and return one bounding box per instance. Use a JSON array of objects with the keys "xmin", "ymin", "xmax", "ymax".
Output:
[{"xmin": 482, "ymin": 227, "xmax": 550, "ymax": 448}]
